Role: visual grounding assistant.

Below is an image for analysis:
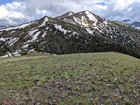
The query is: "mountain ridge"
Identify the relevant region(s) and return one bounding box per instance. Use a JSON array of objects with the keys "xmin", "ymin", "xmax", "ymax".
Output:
[
  {"xmin": 56, "ymin": 10, "xmax": 107, "ymax": 28},
  {"xmin": 56, "ymin": 11, "xmax": 75, "ymax": 19},
  {"xmin": 0, "ymin": 10, "xmax": 140, "ymax": 58},
  {"xmin": 122, "ymin": 19, "xmax": 140, "ymax": 29}
]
